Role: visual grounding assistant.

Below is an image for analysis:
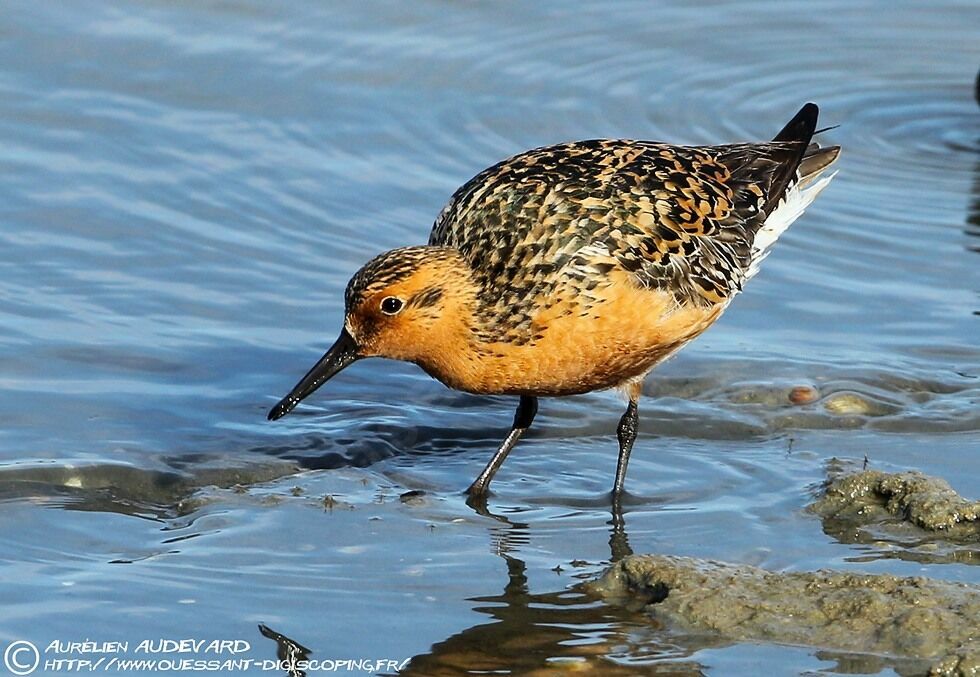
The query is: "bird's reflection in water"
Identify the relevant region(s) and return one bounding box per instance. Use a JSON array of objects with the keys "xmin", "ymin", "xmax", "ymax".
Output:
[
  {"xmin": 965, "ymin": 76, "xmax": 979, "ymax": 316},
  {"xmin": 252, "ymin": 493, "xmax": 944, "ymax": 676},
  {"xmin": 253, "ymin": 498, "xmax": 708, "ymax": 677},
  {"xmin": 254, "ymin": 499, "xmax": 708, "ymax": 676},
  {"xmin": 257, "ymin": 623, "xmax": 311, "ymax": 677},
  {"xmin": 968, "ymin": 143, "xmax": 980, "ymax": 273},
  {"xmin": 395, "ymin": 496, "xmax": 705, "ymax": 676},
  {"xmin": 609, "ymin": 495, "xmax": 634, "ymax": 563},
  {"xmin": 466, "ymin": 492, "xmax": 634, "ymax": 562},
  {"xmin": 966, "ymin": 137, "xmax": 980, "ymax": 322}
]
